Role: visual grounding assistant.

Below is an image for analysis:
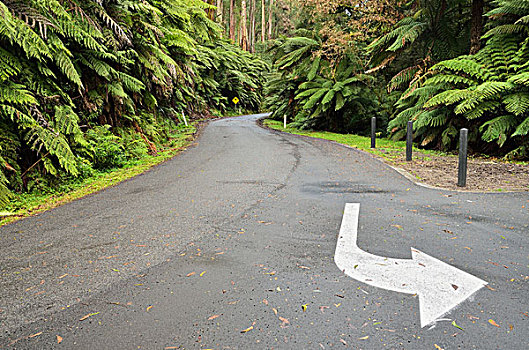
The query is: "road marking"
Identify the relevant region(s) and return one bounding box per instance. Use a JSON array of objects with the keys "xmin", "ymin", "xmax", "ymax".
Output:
[{"xmin": 334, "ymin": 203, "xmax": 487, "ymax": 327}]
